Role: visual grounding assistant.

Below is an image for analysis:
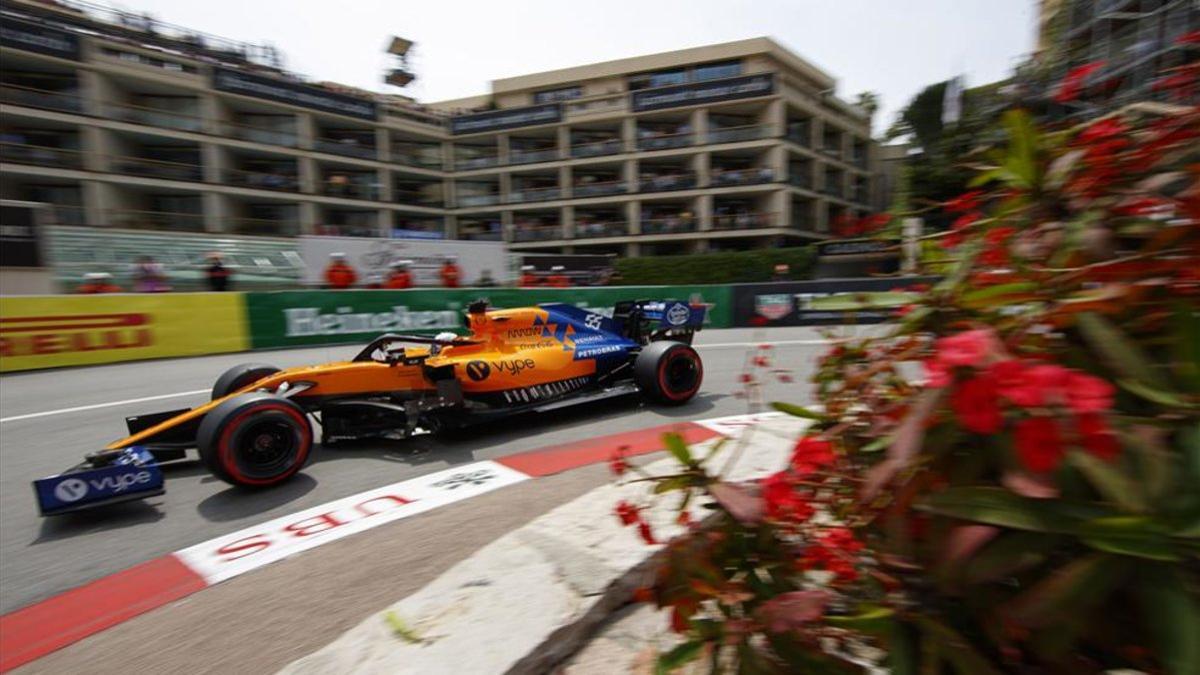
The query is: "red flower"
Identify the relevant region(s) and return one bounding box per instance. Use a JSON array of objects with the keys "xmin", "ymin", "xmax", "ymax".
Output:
[
  {"xmin": 615, "ymin": 500, "xmax": 641, "ymax": 526},
  {"xmin": 670, "ymin": 604, "xmax": 690, "ymax": 633},
  {"xmin": 923, "ymin": 358, "xmax": 952, "ymax": 388},
  {"xmin": 608, "ymin": 447, "xmax": 630, "ymax": 476},
  {"xmin": 758, "ymin": 344, "xmax": 773, "ymax": 351},
  {"xmin": 820, "ymin": 527, "xmax": 864, "ymax": 554},
  {"xmin": 945, "ymin": 190, "xmax": 984, "ymax": 213},
  {"xmin": 1064, "ymin": 372, "xmax": 1115, "ymax": 414},
  {"xmin": 637, "ymin": 521, "xmax": 658, "ymax": 545},
  {"xmin": 632, "ymin": 587, "xmax": 656, "ymax": 603},
  {"xmin": 739, "ymin": 373, "xmax": 754, "ymax": 384},
  {"xmin": 763, "ymin": 471, "xmax": 814, "ymax": 522},
  {"xmin": 951, "ymin": 212, "xmax": 982, "ymax": 231},
  {"xmin": 753, "ymin": 356, "xmax": 770, "ymax": 368},
  {"xmin": 1176, "ymin": 29, "xmax": 1200, "ymax": 45},
  {"xmin": 936, "ymin": 329, "xmax": 995, "ymax": 367},
  {"xmin": 940, "ymin": 230, "xmax": 965, "ymax": 249},
  {"xmin": 1015, "ymin": 416, "xmax": 1065, "ymax": 473},
  {"xmin": 1077, "ymin": 413, "xmax": 1121, "ymax": 461},
  {"xmin": 990, "ymin": 360, "xmax": 1070, "ymax": 408},
  {"xmin": 676, "ymin": 510, "xmax": 692, "ymax": 526},
  {"xmin": 951, "ymin": 374, "xmax": 1003, "ymax": 433},
  {"xmin": 791, "ymin": 437, "xmax": 836, "ymax": 475},
  {"xmin": 777, "ymin": 373, "xmax": 795, "ymax": 383},
  {"xmin": 1078, "ymin": 118, "xmax": 1128, "ymax": 144},
  {"xmin": 895, "ymin": 303, "xmax": 916, "ymax": 317},
  {"xmin": 1055, "ymin": 61, "xmax": 1105, "ymax": 103}
]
